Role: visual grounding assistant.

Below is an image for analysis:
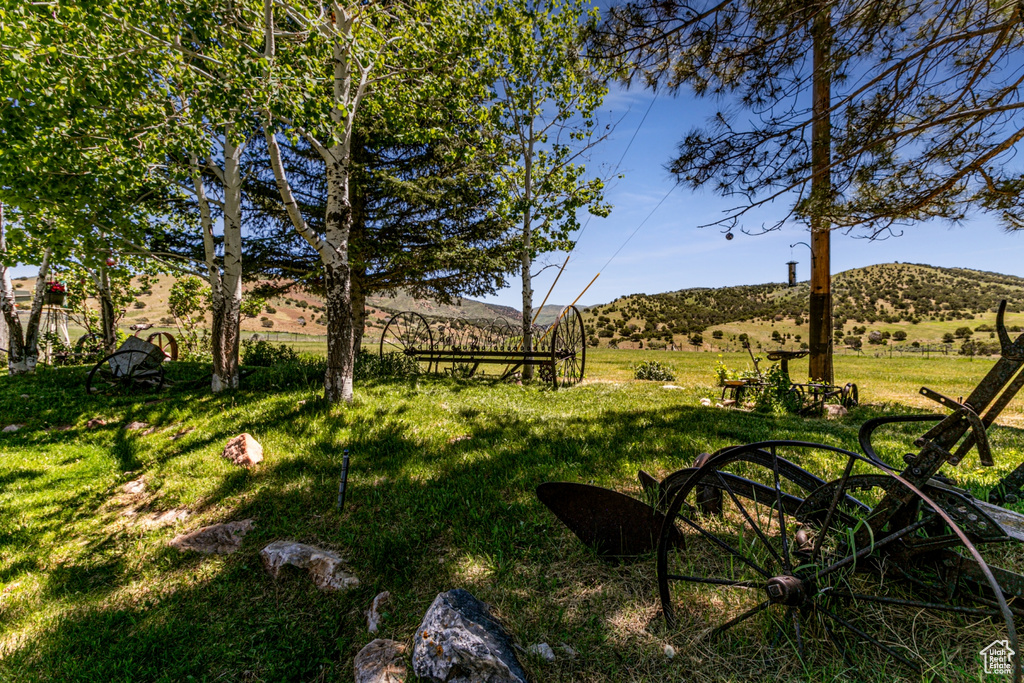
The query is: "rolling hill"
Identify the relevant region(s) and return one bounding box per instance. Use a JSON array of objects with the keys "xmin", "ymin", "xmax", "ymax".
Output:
[
  {"xmin": 11, "ymin": 262, "xmax": 1023, "ymax": 352},
  {"xmin": 579, "ymin": 263, "xmax": 1024, "ymax": 352}
]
